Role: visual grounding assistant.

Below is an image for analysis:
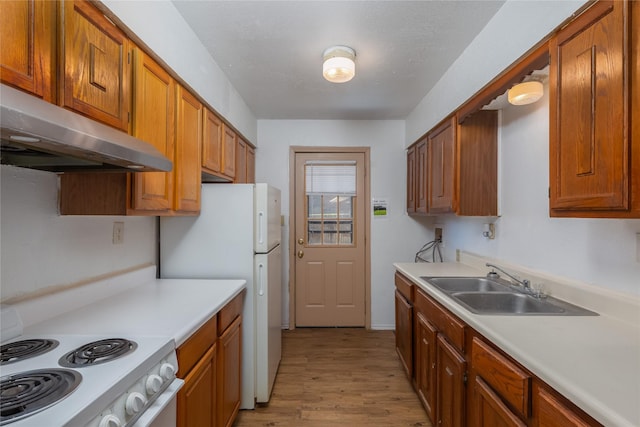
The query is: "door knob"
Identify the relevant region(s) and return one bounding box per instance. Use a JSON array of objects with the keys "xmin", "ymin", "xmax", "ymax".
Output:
[
  {"xmin": 297, "ymin": 238, "xmax": 304, "ymax": 245},
  {"xmin": 297, "ymin": 250, "xmax": 304, "ymax": 258}
]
